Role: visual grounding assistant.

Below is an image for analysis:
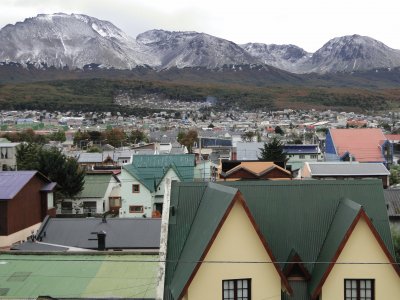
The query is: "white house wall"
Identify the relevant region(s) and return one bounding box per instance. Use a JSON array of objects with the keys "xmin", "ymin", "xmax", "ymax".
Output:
[{"xmin": 119, "ymin": 169, "xmax": 153, "ymax": 218}]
